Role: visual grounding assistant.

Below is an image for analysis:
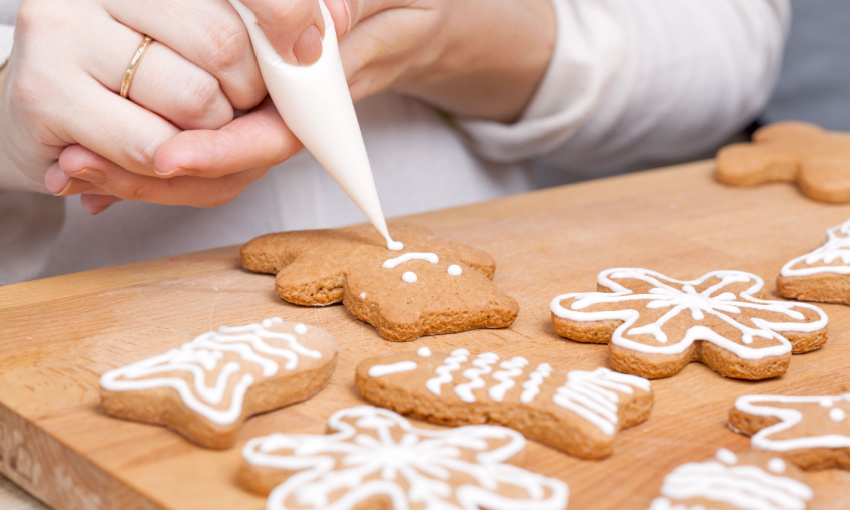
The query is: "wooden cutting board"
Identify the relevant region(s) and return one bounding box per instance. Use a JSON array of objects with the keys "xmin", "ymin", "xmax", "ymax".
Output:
[{"xmin": 1, "ymin": 161, "xmax": 849, "ymax": 509}]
